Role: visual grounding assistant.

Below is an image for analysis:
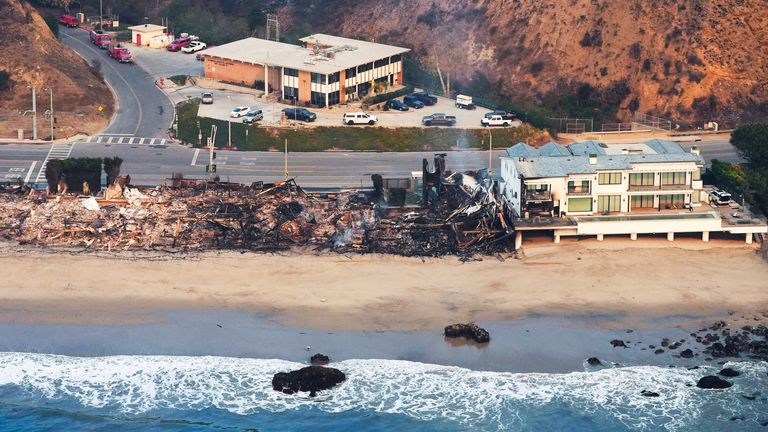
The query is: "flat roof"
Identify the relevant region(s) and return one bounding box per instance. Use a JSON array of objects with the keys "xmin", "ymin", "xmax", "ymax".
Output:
[
  {"xmin": 128, "ymin": 24, "xmax": 166, "ymax": 32},
  {"xmin": 202, "ymin": 35, "xmax": 410, "ymax": 75},
  {"xmin": 503, "ymin": 140, "xmax": 704, "ymax": 178}
]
